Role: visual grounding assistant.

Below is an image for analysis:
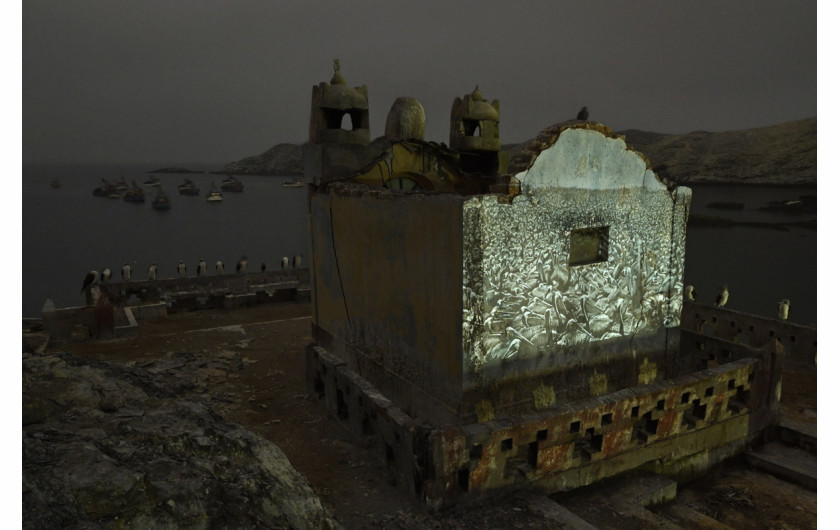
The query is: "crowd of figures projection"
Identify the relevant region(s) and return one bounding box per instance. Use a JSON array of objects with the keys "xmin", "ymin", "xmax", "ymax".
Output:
[{"xmin": 462, "ymin": 184, "xmax": 689, "ymax": 375}]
